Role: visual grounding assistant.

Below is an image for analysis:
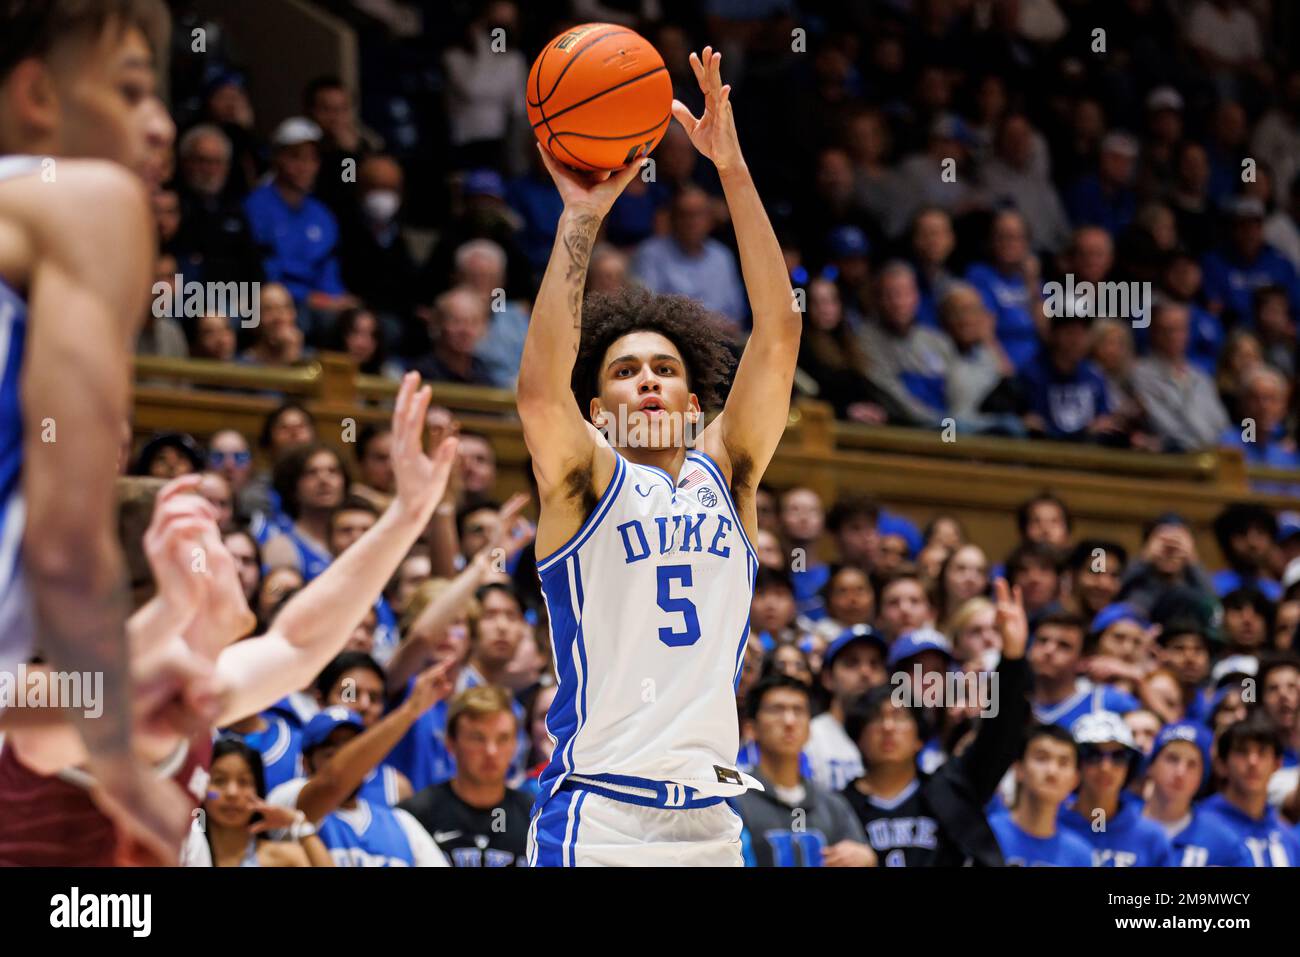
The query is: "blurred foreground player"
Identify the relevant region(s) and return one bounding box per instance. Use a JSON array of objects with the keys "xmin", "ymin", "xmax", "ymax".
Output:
[
  {"xmin": 0, "ymin": 0, "xmax": 204, "ymax": 862},
  {"xmin": 519, "ymin": 48, "xmax": 800, "ymax": 865}
]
